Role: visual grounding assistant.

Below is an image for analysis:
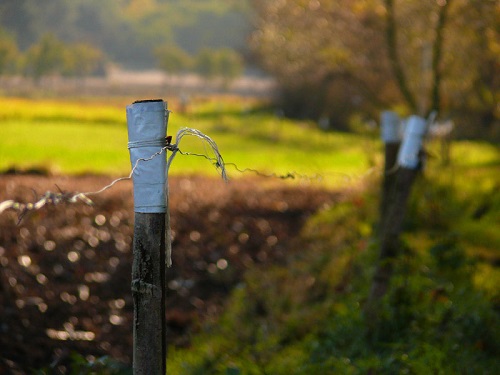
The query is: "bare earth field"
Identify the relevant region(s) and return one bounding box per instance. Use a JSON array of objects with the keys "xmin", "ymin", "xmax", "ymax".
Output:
[{"xmin": 0, "ymin": 173, "xmax": 341, "ymax": 373}]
